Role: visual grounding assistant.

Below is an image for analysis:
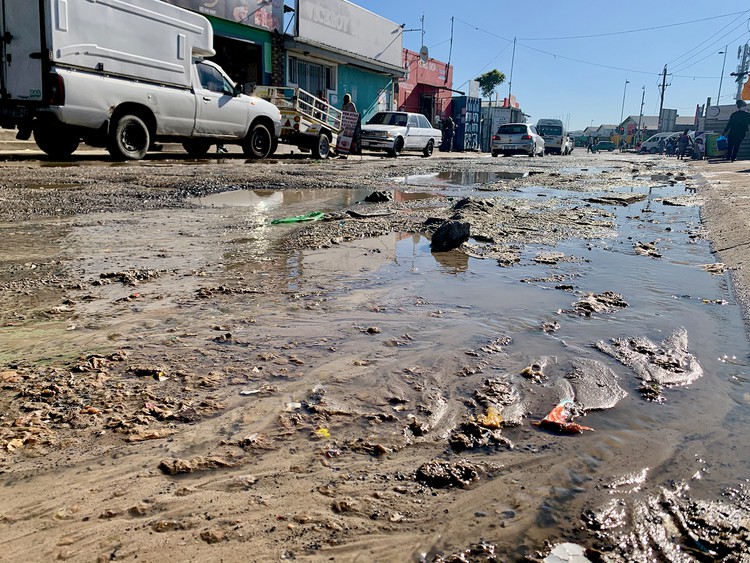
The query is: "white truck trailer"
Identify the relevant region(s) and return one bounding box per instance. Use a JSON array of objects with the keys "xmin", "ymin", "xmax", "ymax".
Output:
[{"xmin": 0, "ymin": 0, "xmax": 281, "ymax": 159}]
